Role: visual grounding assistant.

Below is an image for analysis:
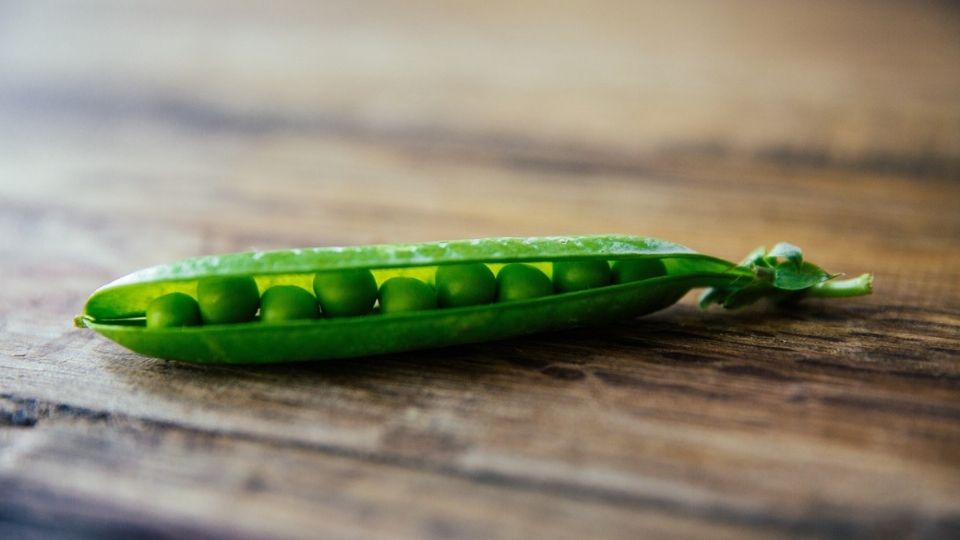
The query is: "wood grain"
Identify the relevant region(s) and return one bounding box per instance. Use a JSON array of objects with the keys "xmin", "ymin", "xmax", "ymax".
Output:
[{"xmin": 1, "ymin": 1, "xmax": 959, "ymax": 538}]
